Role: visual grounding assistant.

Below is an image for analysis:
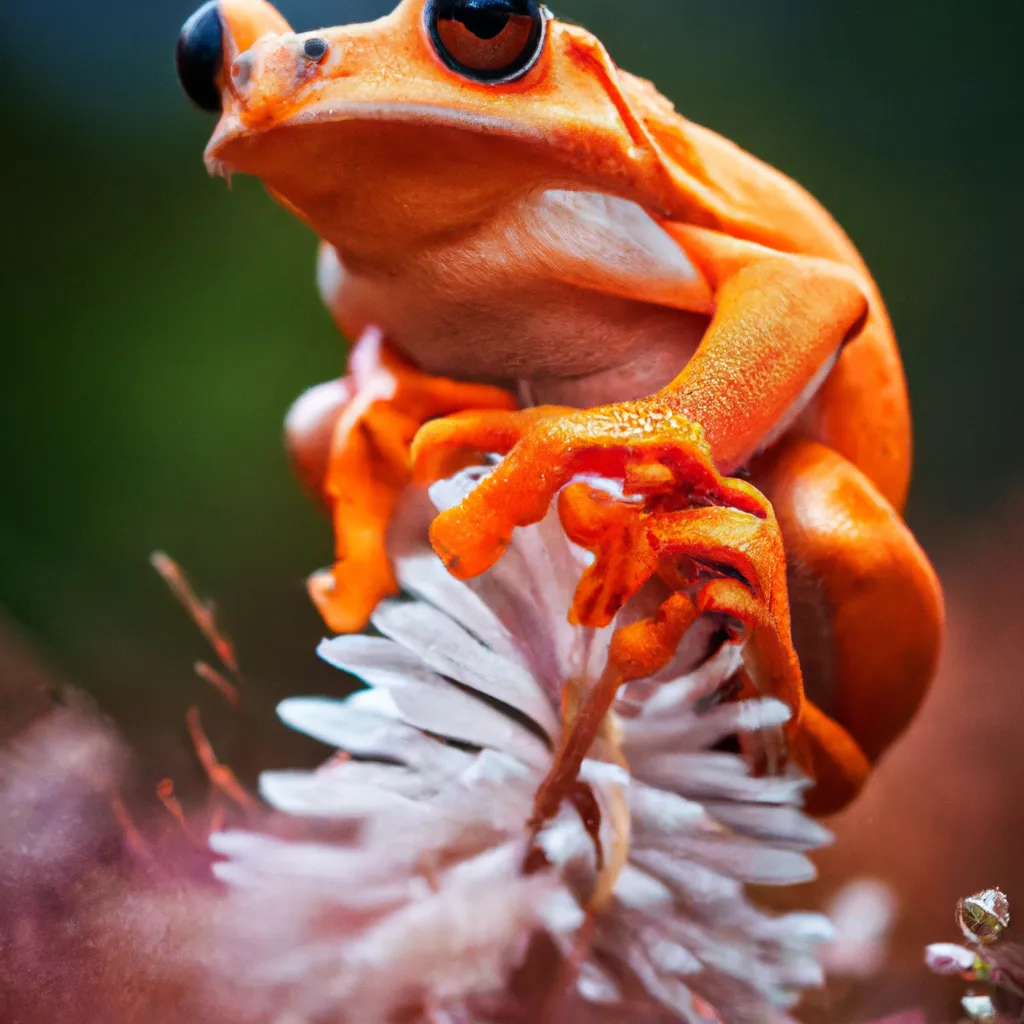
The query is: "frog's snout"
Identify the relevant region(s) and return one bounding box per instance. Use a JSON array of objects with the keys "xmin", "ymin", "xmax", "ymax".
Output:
[
  {"xmin": 176, "ymin": 1, "xmax": 224, "ymax": 113},
  {"xmin": 177, "ymin": 0, "xmax": 293, "ymax": 115}
]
